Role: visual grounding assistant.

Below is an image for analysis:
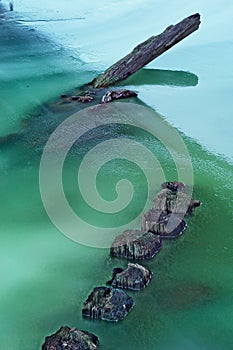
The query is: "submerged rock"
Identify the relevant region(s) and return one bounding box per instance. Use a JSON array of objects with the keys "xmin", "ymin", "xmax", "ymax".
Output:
[
  {"xmin": 59, "ymin": 88, "xmax": 136, "ymax": 105},
  {"xmin": 101, "ymin": 89, "xmax": 137, "ymax": 103},
  {"xmin": 142, "ymin": 209, "xmax": 186, "ymax": 238},
  {"xmin": 153, "ymin": 188, "xmax": 200, "ymax": 216},
  {"xmin": 108, "ymin": 263, "xmax": 152, "ymax": 290},
  {"xmin": 82, "ymin": 286, "xmax": 134, "ymax": 322},
  {"xmin": 42, "ymin": 326, "xmax": 99, "ymax": 350},
  {"xmin": 110, "ymin": 229, "xmax": 162, "ymax": 260},
  {"xmin": 158, "ymin": 283, "xmax": 213, "ymax": 310}
]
